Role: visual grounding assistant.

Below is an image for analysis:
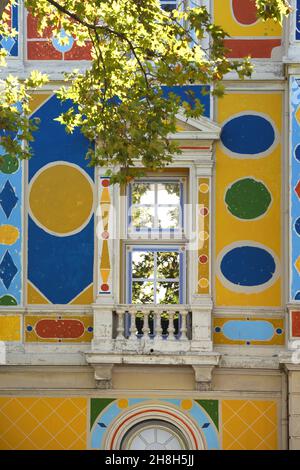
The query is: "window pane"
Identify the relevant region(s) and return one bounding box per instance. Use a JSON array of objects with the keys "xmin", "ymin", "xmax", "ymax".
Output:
[
  {"xmin": 156, "ymin": 282, "xmax": 180, "ymax": 304},
  {"xmin": 131, "ymin": 183, "xmax": 155, "ymax": 204},
  {"xmin": 157, "ymin": 251, "xmax": 180, "ymax": 279},
  {"xmin": 157, "ymin": 206, "xmax": 180, "ymax": 229},
  {"xmin": 157, "ymin": 183, "xmax": 180, "ymax": 205},
  {"xmin": 132, "ymin": 251, "xmax": 154, "ymax": 279},
  {"xmin": 132, "ymin": 281, "xmax": 154, "ymax": 304},
  {"xmin": 160, "ymin": 1, "xmax": 177, "ymax": 12},
  {"xmin": 131, "ymin": 207, "xmax": 155, "ymax": 229}
]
